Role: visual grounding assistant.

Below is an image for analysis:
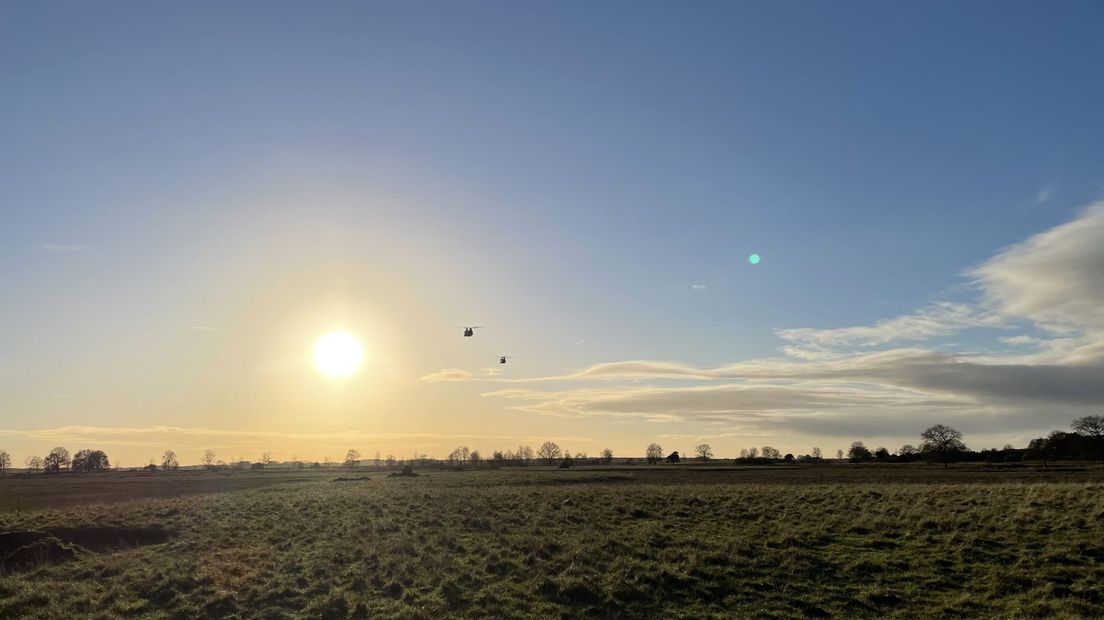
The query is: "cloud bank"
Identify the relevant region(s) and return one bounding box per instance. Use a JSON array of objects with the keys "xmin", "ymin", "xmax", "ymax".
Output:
[{"xmin": 477, "ymin": 204, "xmax": 1104, "ymax": 440}]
